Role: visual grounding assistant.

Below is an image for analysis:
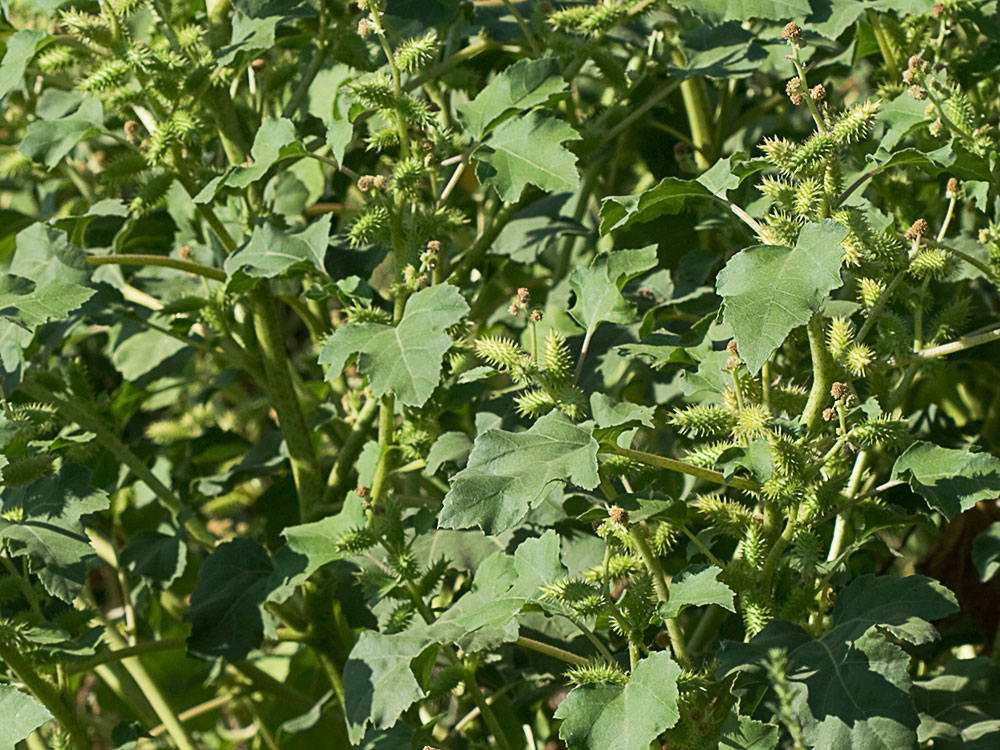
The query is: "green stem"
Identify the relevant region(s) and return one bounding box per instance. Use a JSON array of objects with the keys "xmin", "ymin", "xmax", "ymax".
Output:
[
  {"xmin": 20, "ymin": 382, "xmax": 215, "ymax": 549},
  {"xmin": 515, "ymin": 636, "xmax": 588, "ymax": 666},
  {"xmin": 867, "ymin": 10, "xmax": 901, "ymax": 80},
  {"xmin": 827, "ymin": 450, "xmax": 870, "ymax": 562},
  {"xmin": 250, "ymin": 285, "xmax": 323, "ymax": 521},
  {"xmin": 800, "ymin": 314, "xmax": 835, "ymax": 435},
  {"xmin": 760, "ymin": 519, "xmax": 796, "ymax": 599},
  {"xmin": 0, "ymin": 639, "xmax": 90, "ymax": 750},
  {"xmin": 671, "ymin": 48, "xmax": 714, "ymax": 169},
  {"xmin": 601, "ymin": 444, "xmax": 760, "ymax": 492},
  {"xmin": 64, "ymin": 638, "xmax": 187, "ymax": 674},
  {"xmin": 628, "ymin": 525, "xmax": 691, "ymax": 668},
  {"xmin": 500, "ymin": 0, "xmax": 541, "ymax": 54},
  {"xmin": 85, "ymin": 253, "xmax": 226, "ymax": 281},
  {"xmin": 372, "ymin": 20, "xmax": 411, "ymax": 159},
  {"xmin": 369, "ymin": 395, "xmax": 397, "ymax": 505},
  {"xmin": 324, "ymin": 395, "xmax": 380, "ymax": 505}
]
